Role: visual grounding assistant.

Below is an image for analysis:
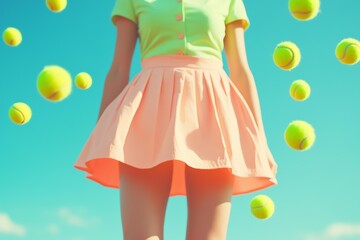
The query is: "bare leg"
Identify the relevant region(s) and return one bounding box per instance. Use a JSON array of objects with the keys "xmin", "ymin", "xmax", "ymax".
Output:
[
  {"xmin": 119, "ymin": 161, "xmax": 173, "ymax": 240},
  {"xmin": 185, "ymin": 166, "xmax": 233, "ymax": 240}
]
